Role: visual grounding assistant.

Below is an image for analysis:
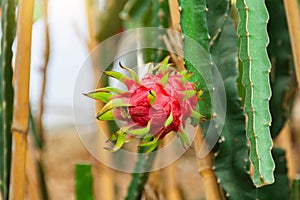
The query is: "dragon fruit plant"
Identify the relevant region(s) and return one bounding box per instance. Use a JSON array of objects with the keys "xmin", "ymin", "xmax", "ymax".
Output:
[{"xmin": 85, "ymin": 56, "xmax": 204, "ymax": 153}]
